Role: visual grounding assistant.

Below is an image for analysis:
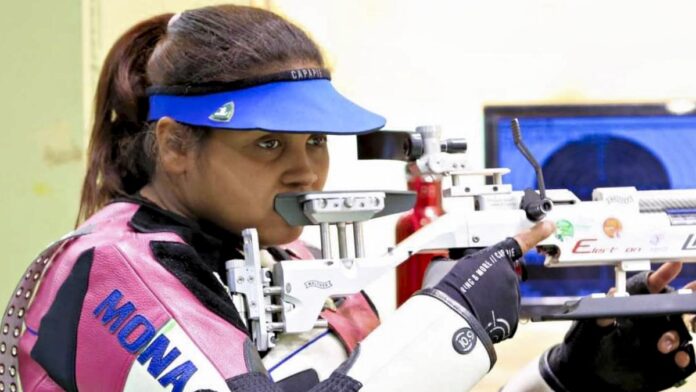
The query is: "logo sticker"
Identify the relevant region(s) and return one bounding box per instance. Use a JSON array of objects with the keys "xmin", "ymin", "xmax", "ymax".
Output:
[
  {"xmin": 485, "ymin": 311, "xmax": 511, "ymax": 343},
  {"xmin": 555, "ymin": 219, "xmax": 575, "ymax": 241},
  {"xmin": 452, "ymin": 327, "xmax": 477, "ymax": 354},
  {"xmin": 650, "ymin": 233, "xmax": 665, "ymax": 246},
  {"xmin": 603, "ymin": 217, "xmax": 622, "ymax": 238},
  {"xmin": 683, "ymin": 234, "xmax": 696, "ymax": 250},
  {"xmin": 209, "ymin": 102, "xmax": 235, "ymax": 122}
]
